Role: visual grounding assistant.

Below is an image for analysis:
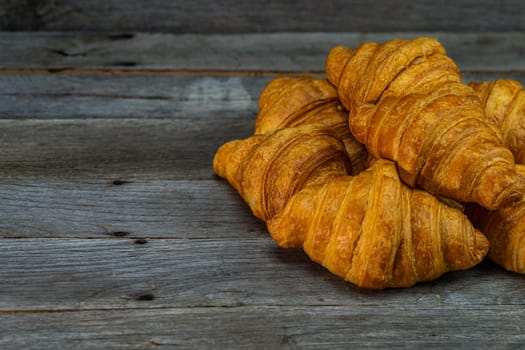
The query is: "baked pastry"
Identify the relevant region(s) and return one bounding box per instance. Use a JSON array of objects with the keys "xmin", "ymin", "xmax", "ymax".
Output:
[
  {"xmin": 212, "ymin": 39, "xmax": 509, "ymax": 289},
  {"xmin": 325, "ymin": 37, "xmax": 525, "ymax": 210},
  {"xmin": 255, "ymin": 76, "xmax": 368, "ymax": 174},
  {"xmin": 268, "ymin": 160, "xmax": 489, "ymax": 289},
  {"xmin": 470, "ymin": 79, "xmax": 525, "ymax": 163},
  {"xmin": 466, "ymin": 164, "xmax": 525, "ymax": 273},
  {"xmin": 325, "ymin": 37, "xmax": 459, "ymax": 108},
  {"xmin": 213, "ymin": 124, "xmax": 351, "ymax": 221}
]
